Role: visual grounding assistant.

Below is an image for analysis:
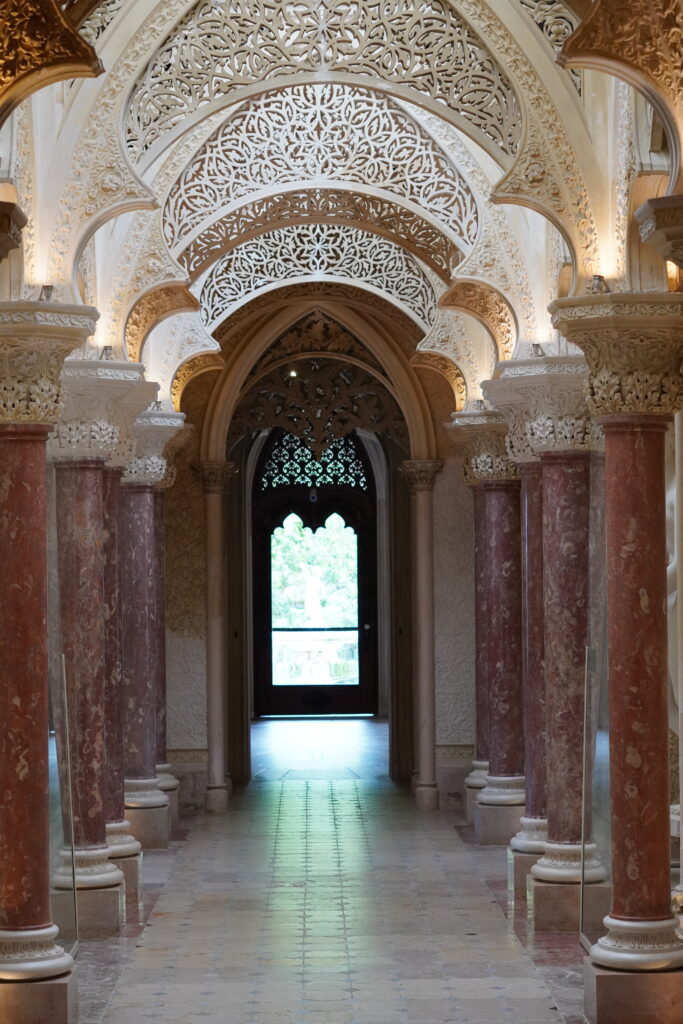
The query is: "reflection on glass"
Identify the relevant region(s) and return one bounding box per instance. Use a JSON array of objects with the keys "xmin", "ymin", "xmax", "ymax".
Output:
[{"xmin": 271, "ymin": 512, "xmax": 359, "ymax": 687}]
